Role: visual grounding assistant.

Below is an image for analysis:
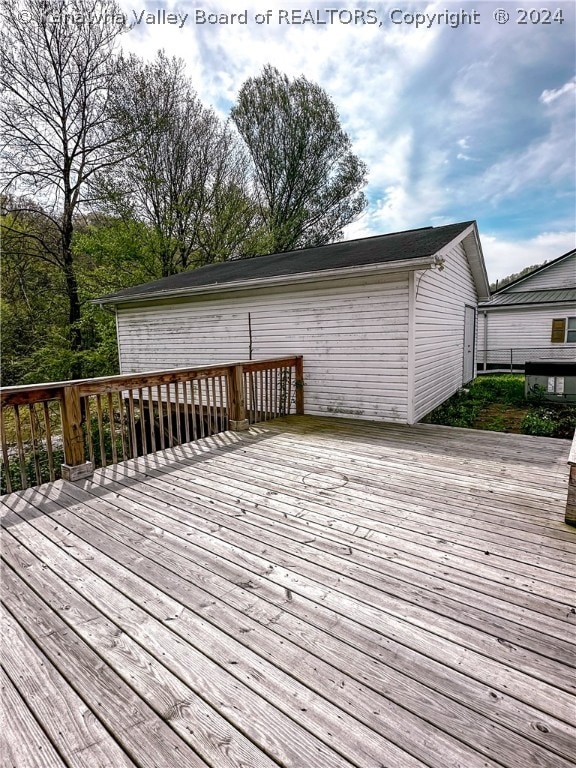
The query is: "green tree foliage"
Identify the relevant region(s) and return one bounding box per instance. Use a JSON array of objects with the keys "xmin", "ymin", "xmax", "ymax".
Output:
[
  {"xmin": 231, "ymin": 65, "xmax": 368, "ymax": 252},
  {"xmin": 98, "ymin": 51, "xmax": 265, "ymax": 276},
  {"xmin": 0, "ymin": 0, "xmax": 127, "ymax": 359},
  {"xmin": 0, "ymin": 208, "xmax": 137, "ymax": 384}
]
